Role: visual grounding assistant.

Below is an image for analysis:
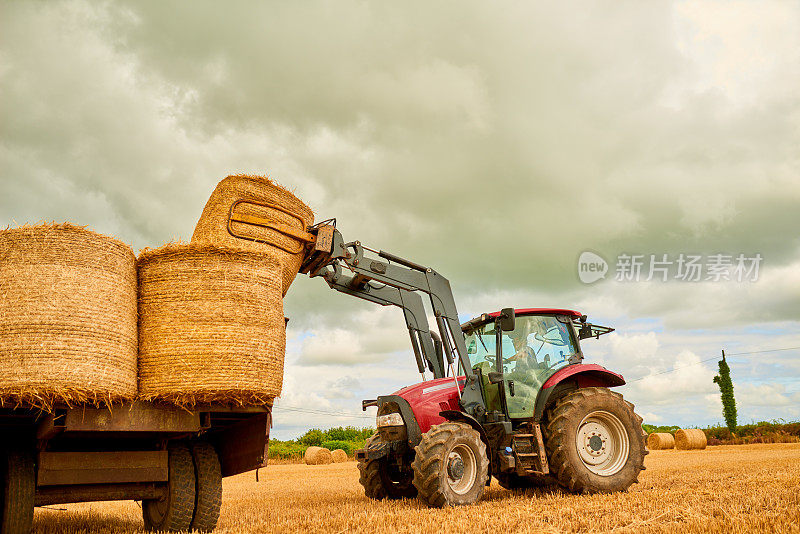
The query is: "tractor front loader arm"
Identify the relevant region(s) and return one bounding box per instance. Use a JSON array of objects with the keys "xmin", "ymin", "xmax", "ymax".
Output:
[{"xmin": 299, "ymin": 222, "xmax": 486, "ymax": 418}]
